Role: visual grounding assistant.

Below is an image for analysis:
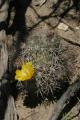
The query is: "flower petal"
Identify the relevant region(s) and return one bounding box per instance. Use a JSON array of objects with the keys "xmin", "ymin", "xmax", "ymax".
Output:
[{"xmin": 15, "ymin": 61, "xmax": 35, "ymax": 81}]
